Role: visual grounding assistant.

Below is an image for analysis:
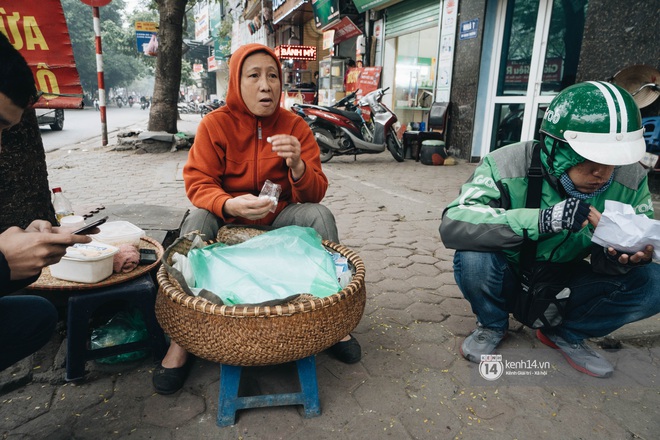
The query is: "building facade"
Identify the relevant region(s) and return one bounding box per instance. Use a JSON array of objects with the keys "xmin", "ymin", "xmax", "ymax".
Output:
[{"xmin": 199, "ymin": 0, "xmax": 659, "ymax": 161}]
